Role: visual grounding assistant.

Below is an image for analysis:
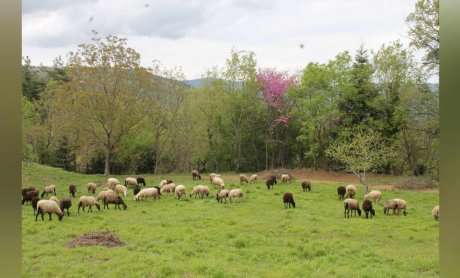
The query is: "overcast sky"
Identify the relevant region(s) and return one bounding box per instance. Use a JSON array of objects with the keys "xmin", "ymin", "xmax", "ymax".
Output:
[{"xmin": 23, "ymin": 0, "xmax": 420, "ymax": 80}]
